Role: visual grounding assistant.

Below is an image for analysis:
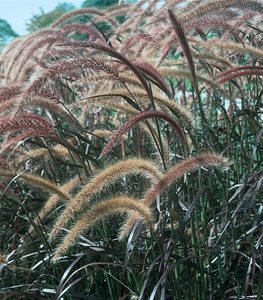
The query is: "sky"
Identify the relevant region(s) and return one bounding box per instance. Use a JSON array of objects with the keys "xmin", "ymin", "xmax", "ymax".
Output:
[{"xmin": 0, "ymin": 0, "xmax": 84, "ymax": 36}]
